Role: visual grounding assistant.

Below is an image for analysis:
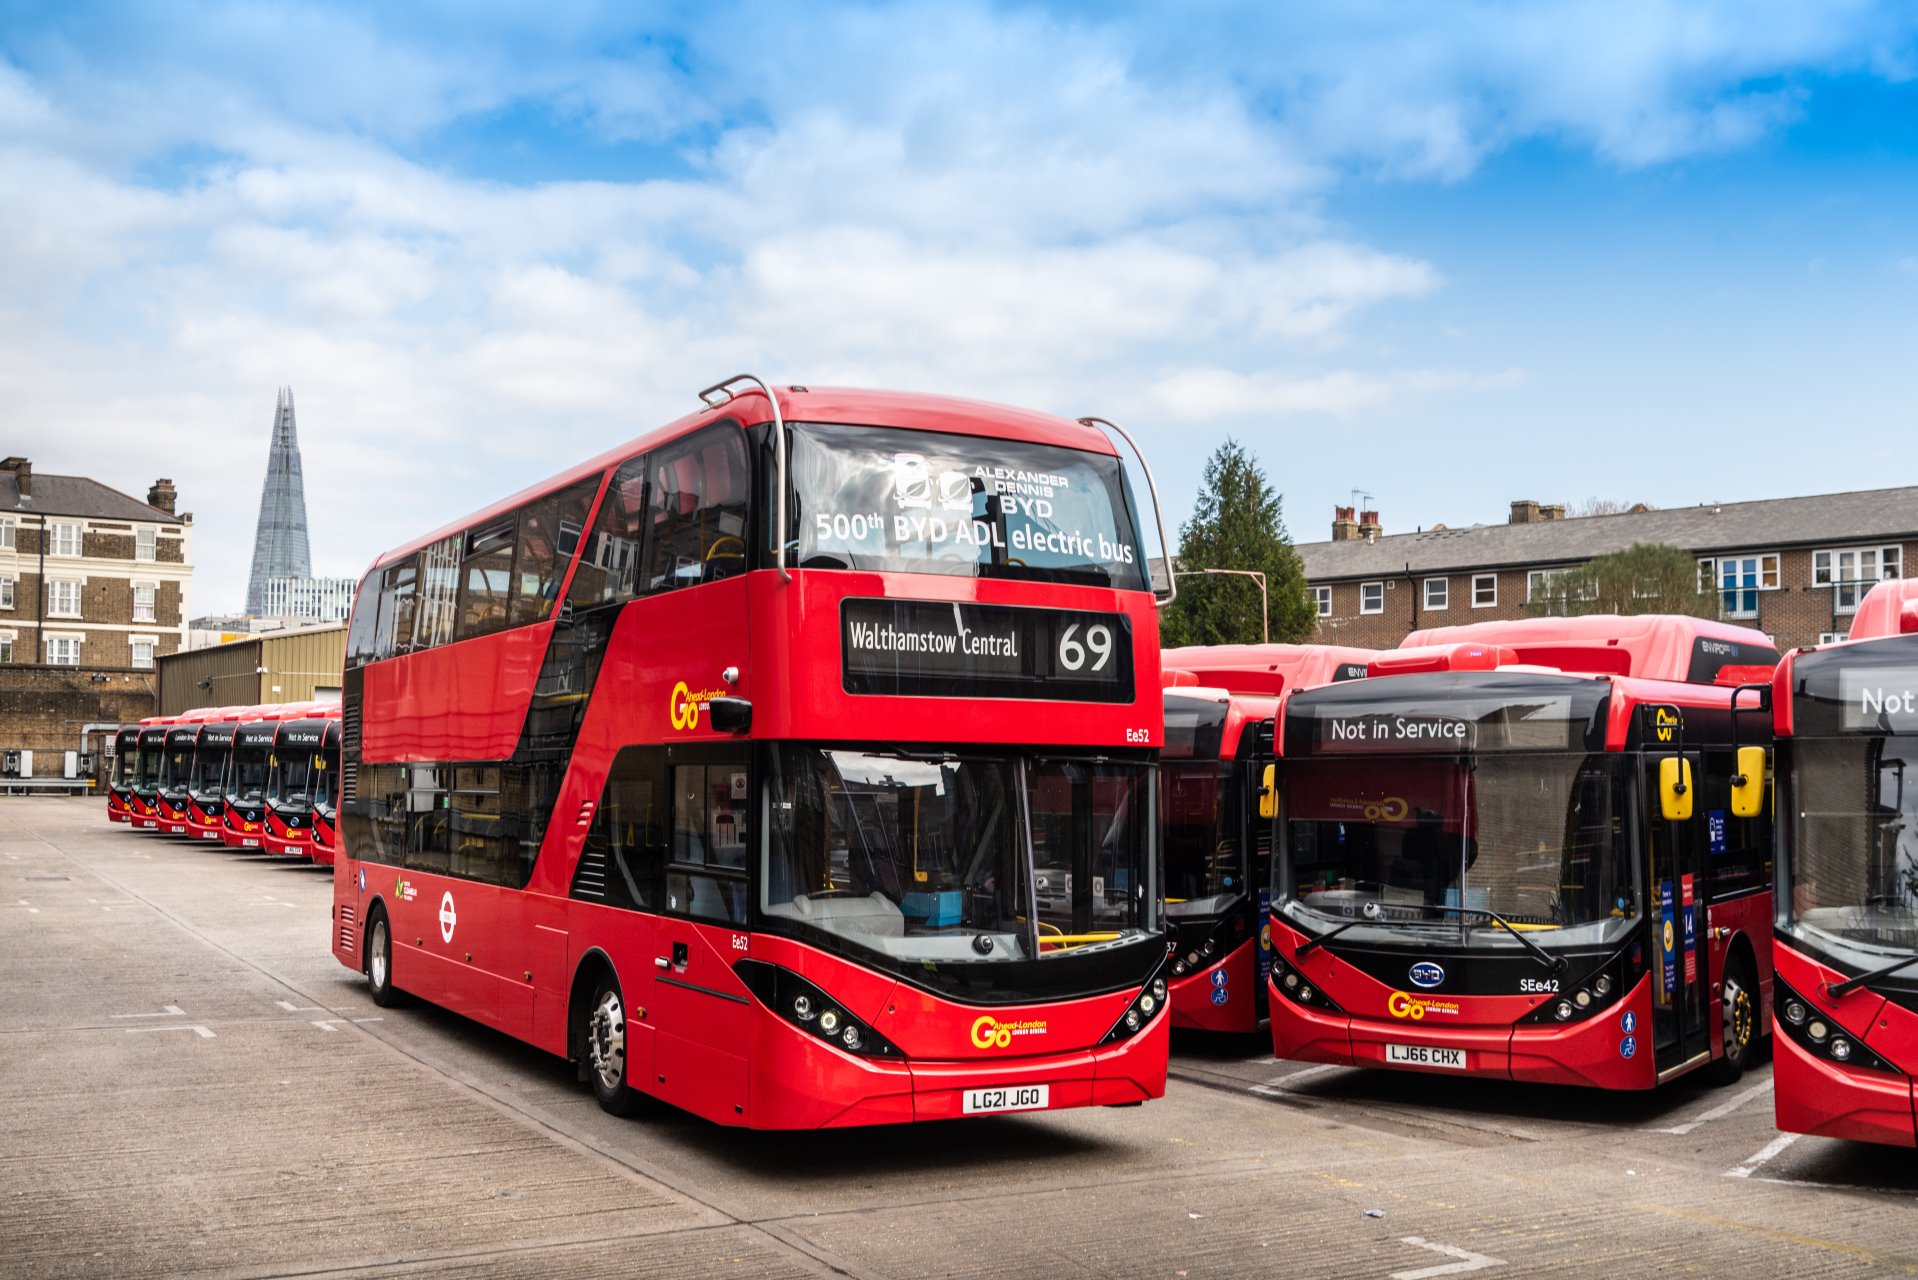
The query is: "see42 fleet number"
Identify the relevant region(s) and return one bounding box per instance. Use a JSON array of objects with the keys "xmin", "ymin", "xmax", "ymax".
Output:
[{"xmin": 1518, "ymin": 978, "xmax": 1561, "ymax": 994}]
